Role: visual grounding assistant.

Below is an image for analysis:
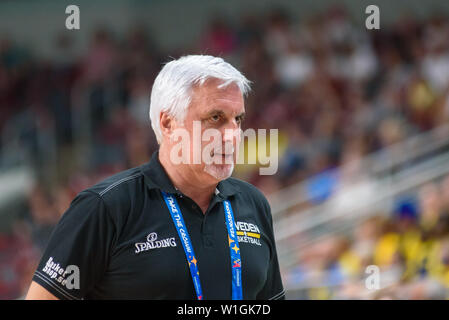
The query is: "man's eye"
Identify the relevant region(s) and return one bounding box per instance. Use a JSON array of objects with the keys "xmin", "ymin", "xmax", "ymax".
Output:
[{"xmin": 210, "ymin": 115, "xmax": 221, "ymax": 122}]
